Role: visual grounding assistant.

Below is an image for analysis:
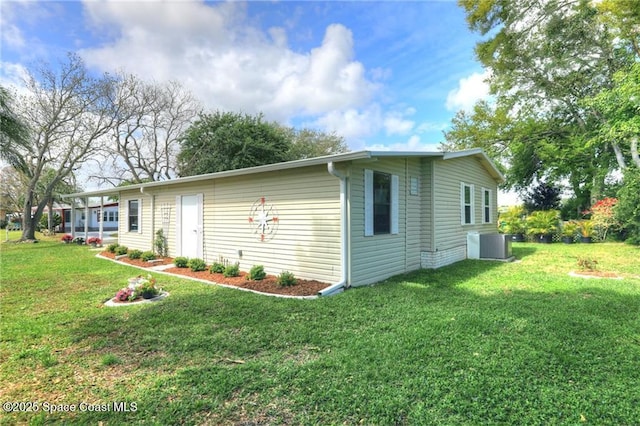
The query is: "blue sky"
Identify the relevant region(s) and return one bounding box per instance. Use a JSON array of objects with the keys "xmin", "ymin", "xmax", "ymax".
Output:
[{"xmin": 1, "ymin": 0, "xmax": 491, "ymax": 152}]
